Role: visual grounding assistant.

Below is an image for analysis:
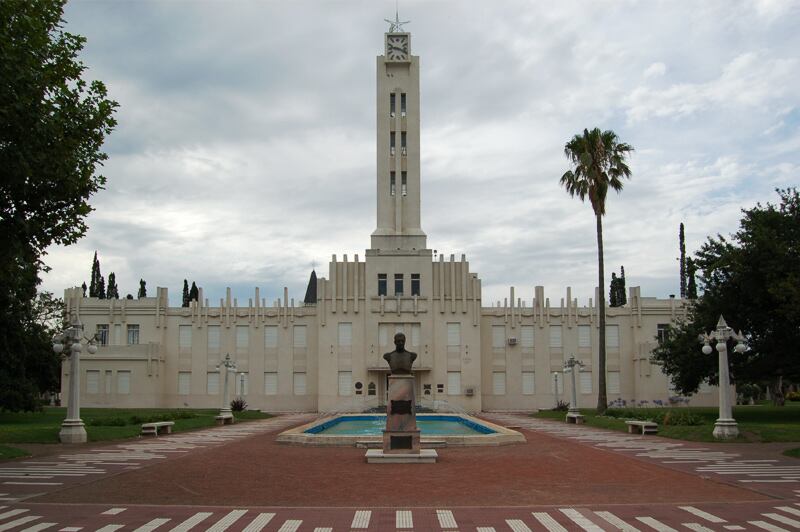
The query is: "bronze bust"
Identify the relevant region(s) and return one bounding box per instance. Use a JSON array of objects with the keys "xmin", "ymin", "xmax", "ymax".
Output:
[{"xmin": 383, "ymin": 332, "xmax": 417, "ymax": 375}]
